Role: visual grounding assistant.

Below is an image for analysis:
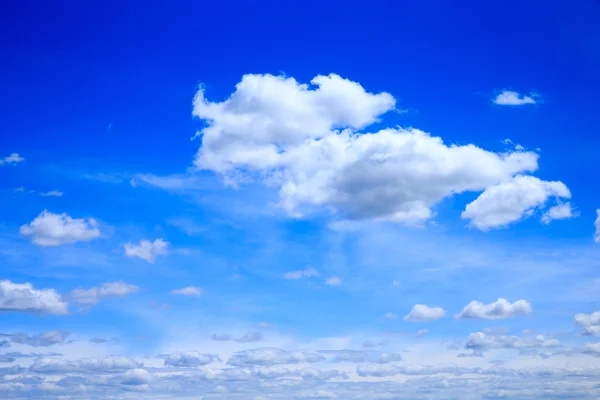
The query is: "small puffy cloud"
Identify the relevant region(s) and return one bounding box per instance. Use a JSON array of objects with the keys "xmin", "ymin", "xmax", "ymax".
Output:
[
  {"xmin": 284, "ymin": 267, "xmax": 320, "ymax": 279},
  {"xmin": 40, "ymin": 190, "xmax": 63, "ymax": 197},
  {"xmin": 227, "ymin": 347, "xmax": 324, "ymax": 367},
  {"xmin": 595, "ymin": 210, "xmax": 600, "ymax": 243},
  {"xmin": 170, "ymin": 286, "xmax": 202, "ymax": 297},
  {"xmin": 124, "ymin": 238, "xmax": 169, "ymax": 263},
  {"xmin": 575, "ymin": 311, "xmax": 600, "ymax": 337},
  {"xmin": 492, "ymin": 90, "xmax": 537, "ymax": 106},
  {"xmin": 416, "ymin": 329, "xmax": 430, "ymax": 337},
  {"xmin": 541, "ymin": 202, "xmax": 578, "ymax": 224},
  {"xmin": 456, "ymin": 298, "xmax": 532, "ymax": 320},
  {"xmin": 2, "ymin": 330, "xmax": 70, "ymax": 347},
  {"xmin": 20, "ymin": 210, "xmax": 101, "ymax": 246},
  {"xmin": 404, "ymin": 304, "xmax": 446, "ymax": 322},
  {"xmin": 0, "ymin": 153, "xmax": 24, "ymax": 165},
  {"xmin": 461, "ymin": 175, "xmax": 571, "ymax": 230},
  {"xmin": 384, "ymin": 313, "xmax": 397, "ymax": 319},
  {"xmin": 0, "ymin": 280, "xmax": 68, "ymax": 315},
  {"xmin": 68, "ymin": 281, "xmax": 140, "ymax": 308},
  {"xmin": 121, "ymin": 368, "xmax": 152, "ymax": 385},
  {"xmin": 325, "ymin": 276, "xmax": 342, "ymax": 286},
  {"xmin": 164, "ymin": 351, "xmax": 220, "ymax": 367}
]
